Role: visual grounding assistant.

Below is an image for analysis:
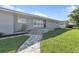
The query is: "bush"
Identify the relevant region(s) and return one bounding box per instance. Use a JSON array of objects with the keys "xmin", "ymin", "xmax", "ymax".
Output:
[
  {"xmin": 66, "ymin": 25, "xmax": 74, "ymax": 28},
  {"xmin": 0, "ymin": 32, "xmax": 4, "ymax": 36}
]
